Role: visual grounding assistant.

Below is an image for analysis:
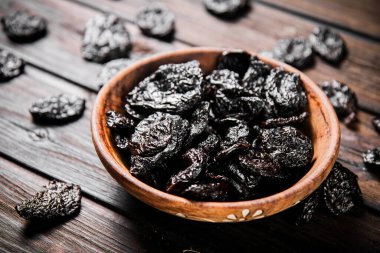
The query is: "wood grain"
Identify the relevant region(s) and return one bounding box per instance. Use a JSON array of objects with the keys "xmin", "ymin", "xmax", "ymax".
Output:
[
  {"xmin": 261, "ymin": 0, "xmax": 380, "ymax": 40},
  {"xmin": 73, "ymin": 0, "xmax": 380, "ymax": 113}
]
